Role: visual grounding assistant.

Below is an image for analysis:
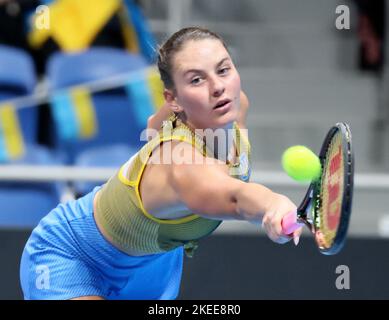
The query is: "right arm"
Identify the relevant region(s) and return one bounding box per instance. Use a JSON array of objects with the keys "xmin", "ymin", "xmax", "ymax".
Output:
[{"xmin": 169, "ymin": 142, "xmax": 301, "ymax": 244}]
